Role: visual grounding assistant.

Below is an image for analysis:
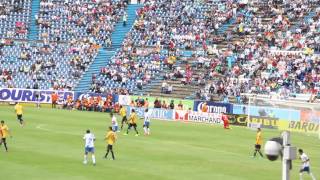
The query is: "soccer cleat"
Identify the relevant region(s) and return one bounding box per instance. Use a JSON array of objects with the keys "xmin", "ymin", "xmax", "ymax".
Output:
[{"xmin": 83, "ymin": 161, "xmax": 88, "ymax": 165}]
